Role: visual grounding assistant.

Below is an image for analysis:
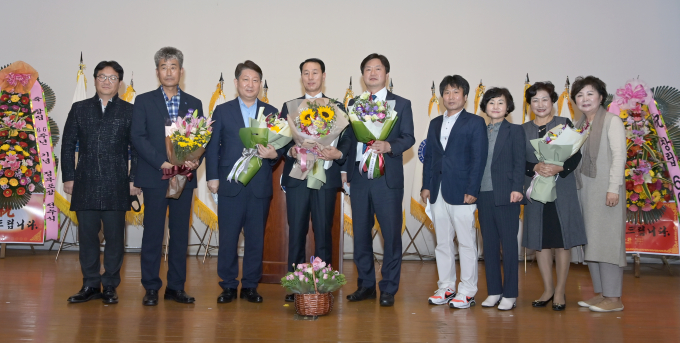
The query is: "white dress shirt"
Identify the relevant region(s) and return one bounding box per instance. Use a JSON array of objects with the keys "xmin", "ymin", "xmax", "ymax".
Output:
[
  {"xmin": 305, "ymin": 92, "xmax": 322, "ymax": 99},
  {"xmin": 440, "ymin": 109, "xmax": 462, "ymax": 150}
]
